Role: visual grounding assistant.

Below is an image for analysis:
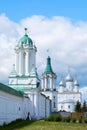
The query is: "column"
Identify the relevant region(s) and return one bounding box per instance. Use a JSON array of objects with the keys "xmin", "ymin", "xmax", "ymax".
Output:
[
  {"xmin": 26, "ymin": 51, "xmax": 30, "ymax": 75},
  {"xmin": 23, "ymin": 53, "xmax": 26, "ymax": 75},
  {"xmin": 50, "ymin": 77, "xmax": 53, "ymax": 90},
  {"xmin": 19, "ymin": 50, "xmax": 23, "ymax": 75},
  {"xmin": 41, "ymin": 78, "xmax": 44, "ymax": 90},
  {"xmin": 45, "ymin": 77, "xmax": 47, "ymax": 90},
  {"xmin": 15, "ymin": 52, "xmax": 19, "ymax": 74},
  {"xmin": 32, "ymin": 50, "xmax": 35, "ymax": 67},
  {"xmin": 21, "ymin": 50, "xmax": 23, "ymax": 75},
  {"xmin": 53, "ymin": 78, "xmax": 56, "ymax": 90},
  {"xmin": 34, "ymin": 92, "xmax": 39, "ymax": 119},
  {"xmin": 19, "ymin": 52, "xmax": 21, "ymax": 75}
]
